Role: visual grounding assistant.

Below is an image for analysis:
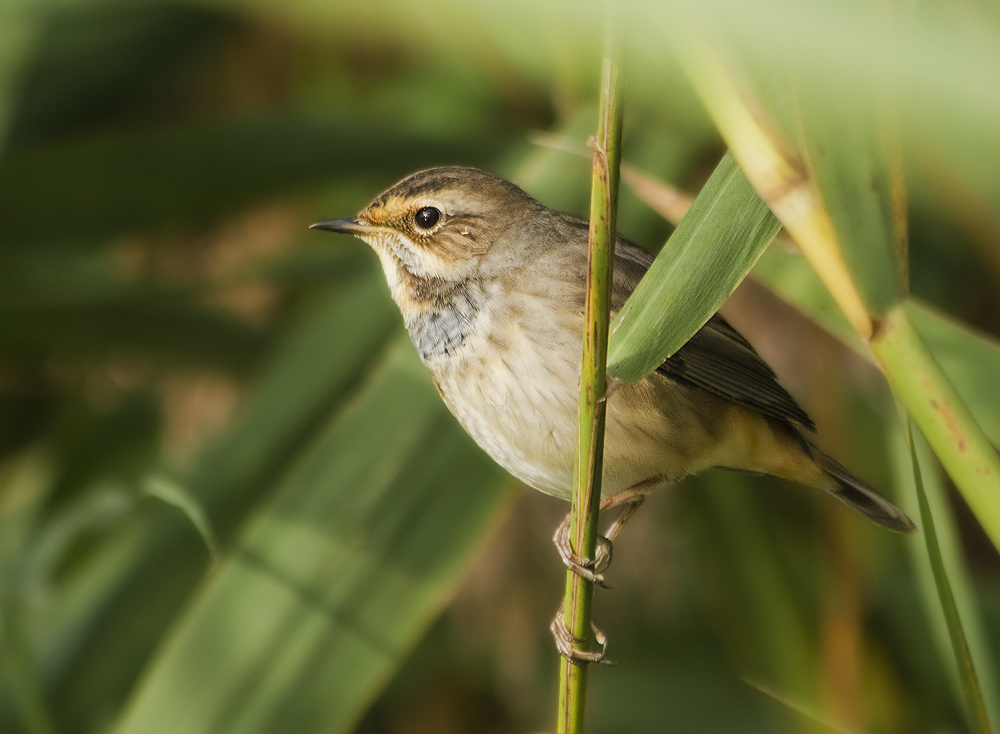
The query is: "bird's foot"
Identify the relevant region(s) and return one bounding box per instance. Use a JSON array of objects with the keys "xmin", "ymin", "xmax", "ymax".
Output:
[
  {"xmin": 550, "ymin": 602, "xmax": 613, "ymax": 665},
  {"xmin": 553, "ymin": 513, "xmax": 613, "ymax": 588}
]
